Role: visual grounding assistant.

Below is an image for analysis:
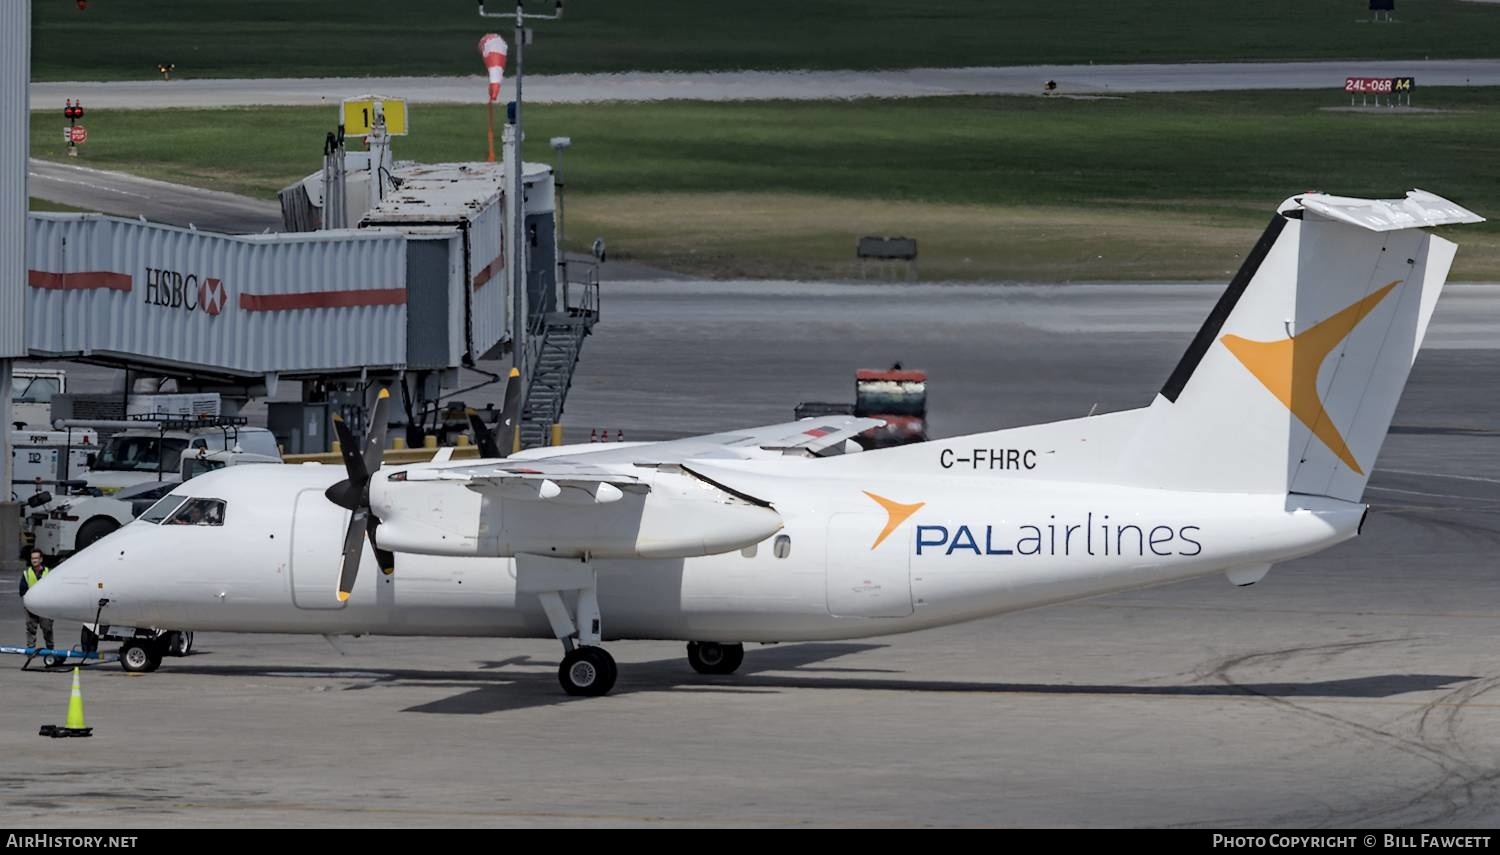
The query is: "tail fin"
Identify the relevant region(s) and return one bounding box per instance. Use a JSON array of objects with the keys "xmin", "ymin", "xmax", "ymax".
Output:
[{"xmin": 1123, "ymin": 190, "xmax": 1483, "ymax": 501}]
